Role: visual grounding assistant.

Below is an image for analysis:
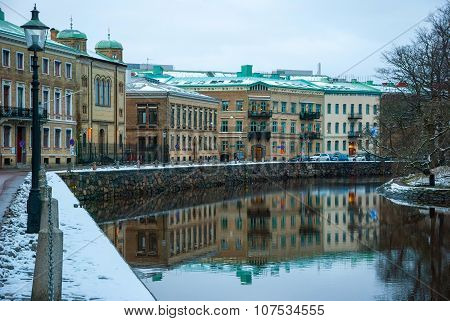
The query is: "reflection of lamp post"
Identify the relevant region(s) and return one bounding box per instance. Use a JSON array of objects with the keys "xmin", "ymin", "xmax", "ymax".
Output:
[{"xmin": 22, "ymin": 5, "xmax": 49, "ymax": 233}]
